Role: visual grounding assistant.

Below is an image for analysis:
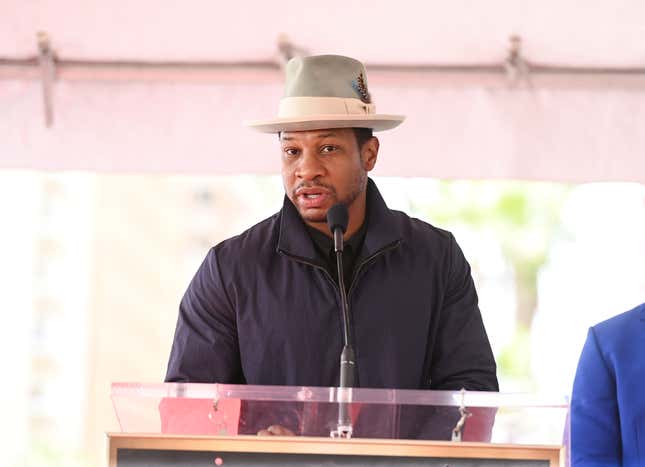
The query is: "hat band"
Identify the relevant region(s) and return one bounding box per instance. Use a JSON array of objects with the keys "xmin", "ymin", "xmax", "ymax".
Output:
[{"xmin": 278, "ymin": 97, "xmax": 376, "ymax": 118}]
